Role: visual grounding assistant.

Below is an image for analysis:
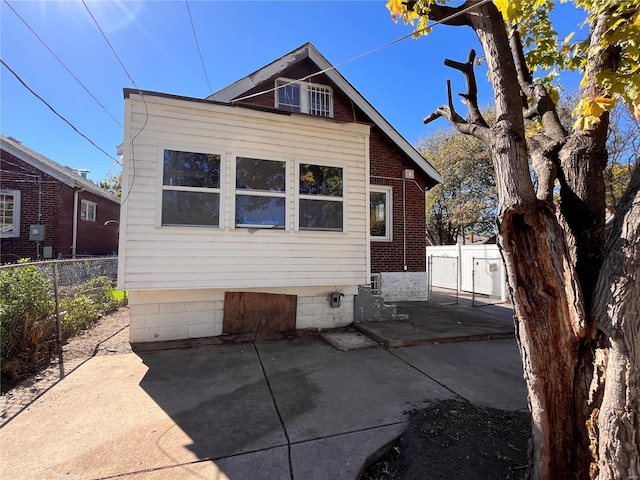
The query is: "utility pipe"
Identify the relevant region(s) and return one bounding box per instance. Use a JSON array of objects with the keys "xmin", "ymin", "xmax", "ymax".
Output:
[{"xmin": 72, "ymin": 189, "xmax": 84, "ymax": 258}]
